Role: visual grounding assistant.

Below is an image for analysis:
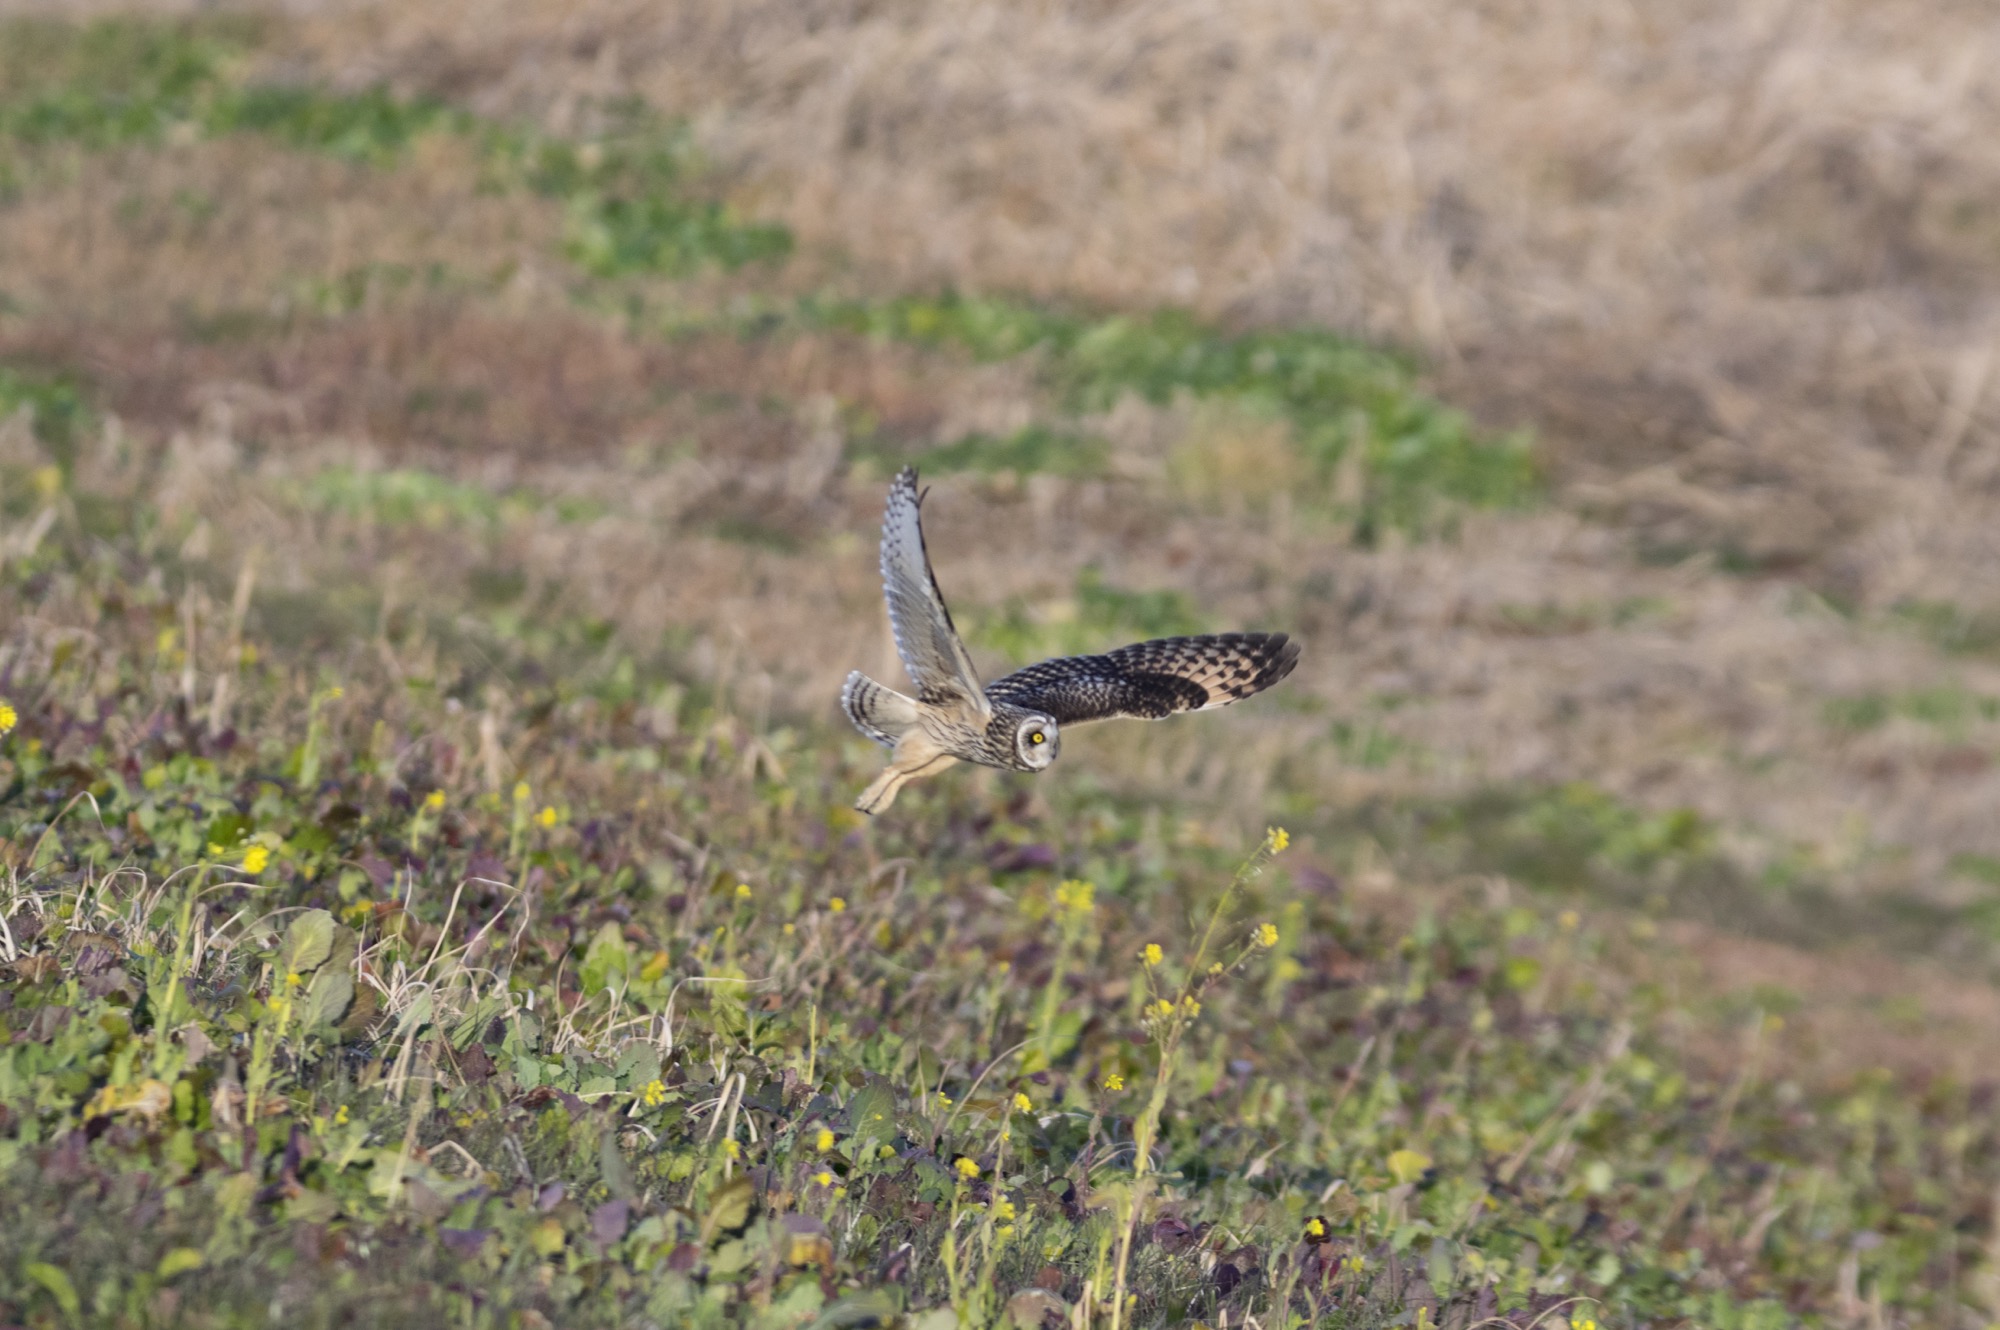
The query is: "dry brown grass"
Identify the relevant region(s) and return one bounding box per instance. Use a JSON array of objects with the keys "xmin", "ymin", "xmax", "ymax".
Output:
[{"xmin": 258, "ymin": 0, "xmax": 2000, "ymax": 587}]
